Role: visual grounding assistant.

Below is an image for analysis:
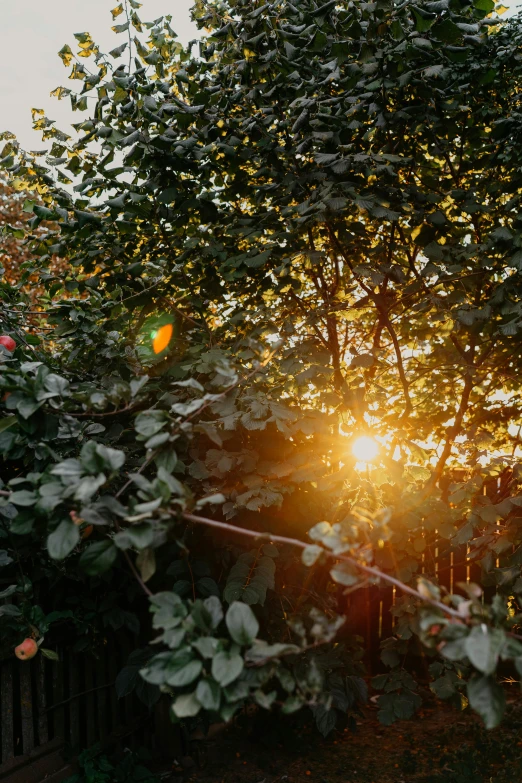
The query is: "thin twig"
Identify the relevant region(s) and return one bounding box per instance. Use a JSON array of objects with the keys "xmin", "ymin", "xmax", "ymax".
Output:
[{"xmin": 43, "ymin": 681, "xmax": 116, "ymax": 713}]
